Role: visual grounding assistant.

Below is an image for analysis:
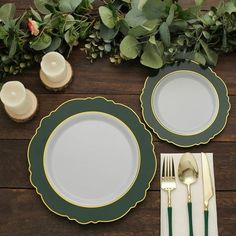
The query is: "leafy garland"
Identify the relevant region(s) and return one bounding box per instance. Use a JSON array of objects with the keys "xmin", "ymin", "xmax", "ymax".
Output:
[{"xmin": 0, "ymin": 0, "xmax": 236, "ymax": 79}]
